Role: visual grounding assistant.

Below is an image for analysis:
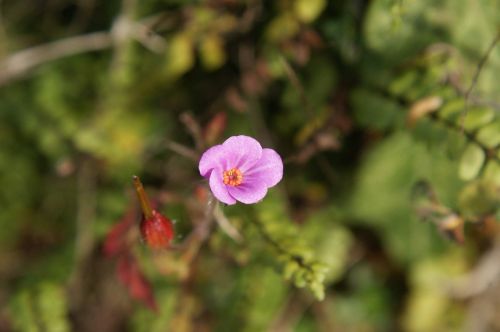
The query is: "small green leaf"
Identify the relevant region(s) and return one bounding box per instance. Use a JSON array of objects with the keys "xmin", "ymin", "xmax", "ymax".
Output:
[
  {"xmin": 310, "ymin": 280, "xmax": 325, "ymax": 301},
  {"xmin": 483, "ymin": 161, "xmax": 500, "ymax": 185},
  {"xmin": 283, "ymin": 261, "xmax": 299, "ymax": 280},
  {"xmin": 438, "ymin": 99, "xmax": 464, "ymax": 121},
  {"xmin": 9, "ymin": 283, "xmax": 70, "ymax": 332},
  {"xmin": 266, "ymin": 13, "xmax": 300, "ymax": 42},
  {"xmin": 165, "ymin": 32, "xmax": 195, "ymax": 77},
  {"xmin": 199, "ymin": 34, "xmax": 226, "ymax": 70},
  {"xmin": 351, "ymin": 88, "xmax": 403, "ymax": 130},
  {"xmin": 458, "ymin": 143, "xmax": 485, "ymax": 180},
  {"xmin": 463, "ymin": 108, "xmax": 494, "ymax": 131},
  {"xmin": 294, "ymin": 0, "xmax": 327, "ymax": 23},
  {"xmin": 476, "ymin": 121, "xmax": 500, "ymax": 148},
  {"xmin": 458, "ymin": 180, "xmax": 499, "ymax": 219},
  {"xmin": 293, "ymin": 269, "xmax": 307, "ymax": 288},
  {"xmin": 389, "ymin": 71, "xmax": 419, "ymax": 96}
]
